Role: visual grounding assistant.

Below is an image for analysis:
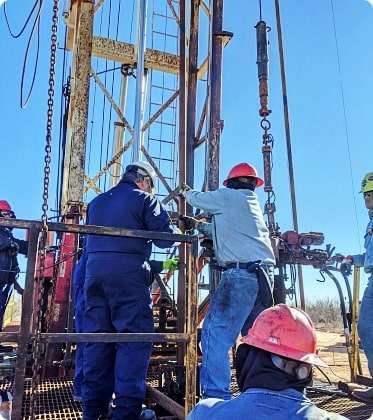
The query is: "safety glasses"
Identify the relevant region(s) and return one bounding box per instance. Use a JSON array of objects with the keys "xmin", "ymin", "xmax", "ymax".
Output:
[
  {"xmin": 364, "ymin": 191, "xmax": 373, "ymax": 198},
  {"xmin": 0, "ymin": 210, "xmax": 15, "ymax": 218}
]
